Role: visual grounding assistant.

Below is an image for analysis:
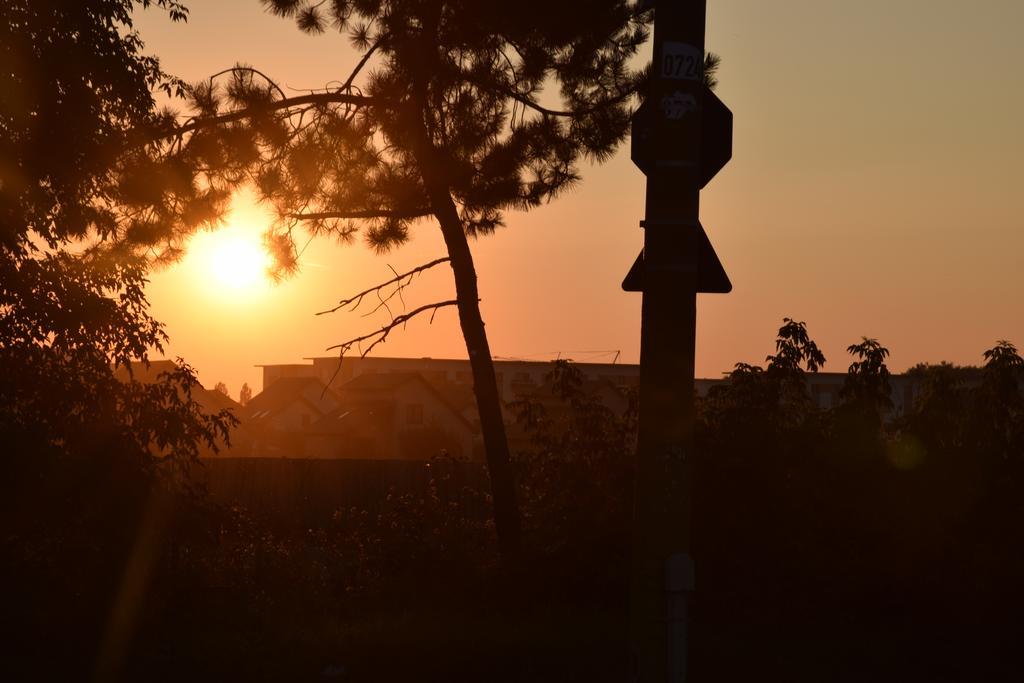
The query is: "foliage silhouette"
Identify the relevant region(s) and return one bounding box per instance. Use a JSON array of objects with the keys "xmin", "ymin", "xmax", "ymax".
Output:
[
  {"xmin": 4, "ymin": 311, "xmax": 1022, "ymax": 680},
  {"xmin": 700, "ymin": 318, "xmax": 826, "ymax": 461},
  {"xmin": 1, "ymin": 4, "xmax": 237, "ymax": 678},
  {"xmin": 0, "ymin": 0, "xmax": 190, "ymax": 254},
  {"xmin": 841, "ymin": 337, "xmax": 893, "ymax": 411},
  {"xmin": 162, "ymin": 332, "xmax": 1019, "ymax": 681},
  {"xmin": 510, "ymin": 360, "xmax": 636, "ymax": 567},
  {"xmin": 0, "ymin": 0, "xmax": 235, "ymax": 474},
  {"xmin": 693, "ymin": 325, "xmax": 1023, "ymax": 682}
]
